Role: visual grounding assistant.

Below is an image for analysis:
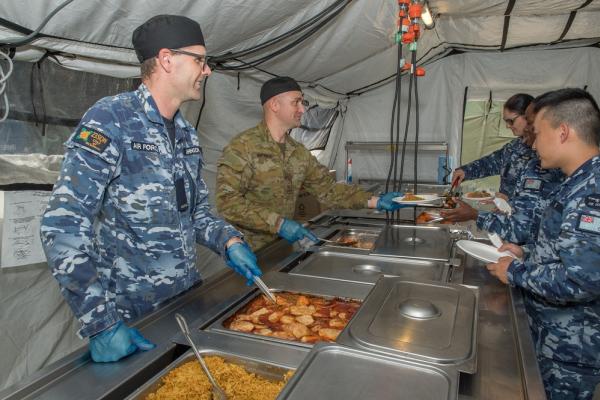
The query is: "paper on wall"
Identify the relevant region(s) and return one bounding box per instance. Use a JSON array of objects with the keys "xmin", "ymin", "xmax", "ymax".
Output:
[{"xmin": 1, "ymin": 191, "xmax": 51, "ymax": 268}]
